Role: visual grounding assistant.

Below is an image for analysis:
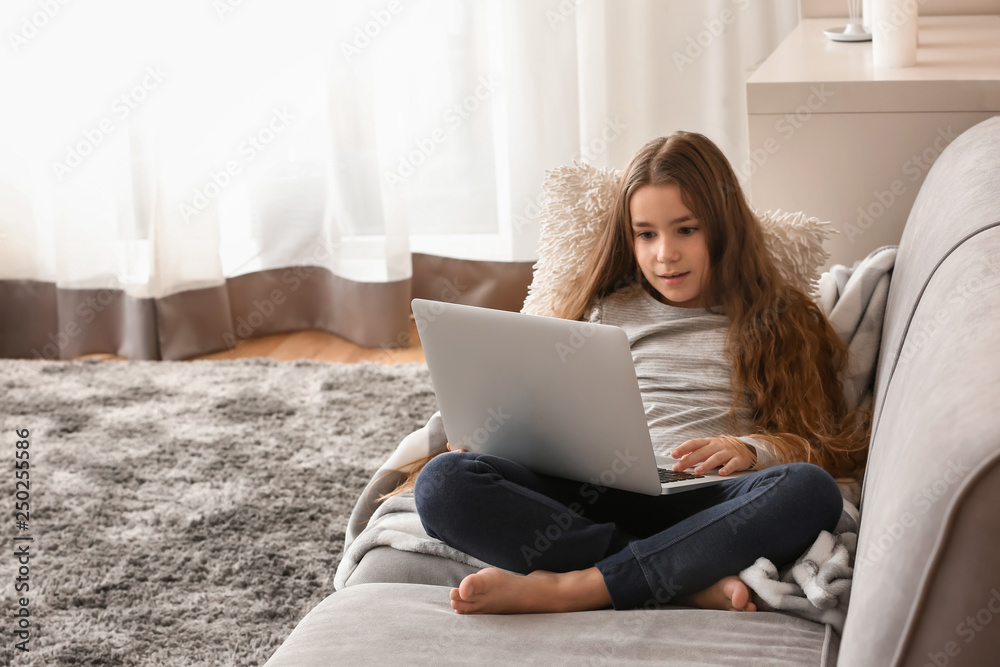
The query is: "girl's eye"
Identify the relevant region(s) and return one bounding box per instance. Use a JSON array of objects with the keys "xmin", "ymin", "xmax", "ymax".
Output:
[
  {"xmin": 637, "ymin": 231, "xmax": 654, "ymax": 240},
  {"xmin": 679, "ymin": 226, "xmax": 699, "ymax": 236}
]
